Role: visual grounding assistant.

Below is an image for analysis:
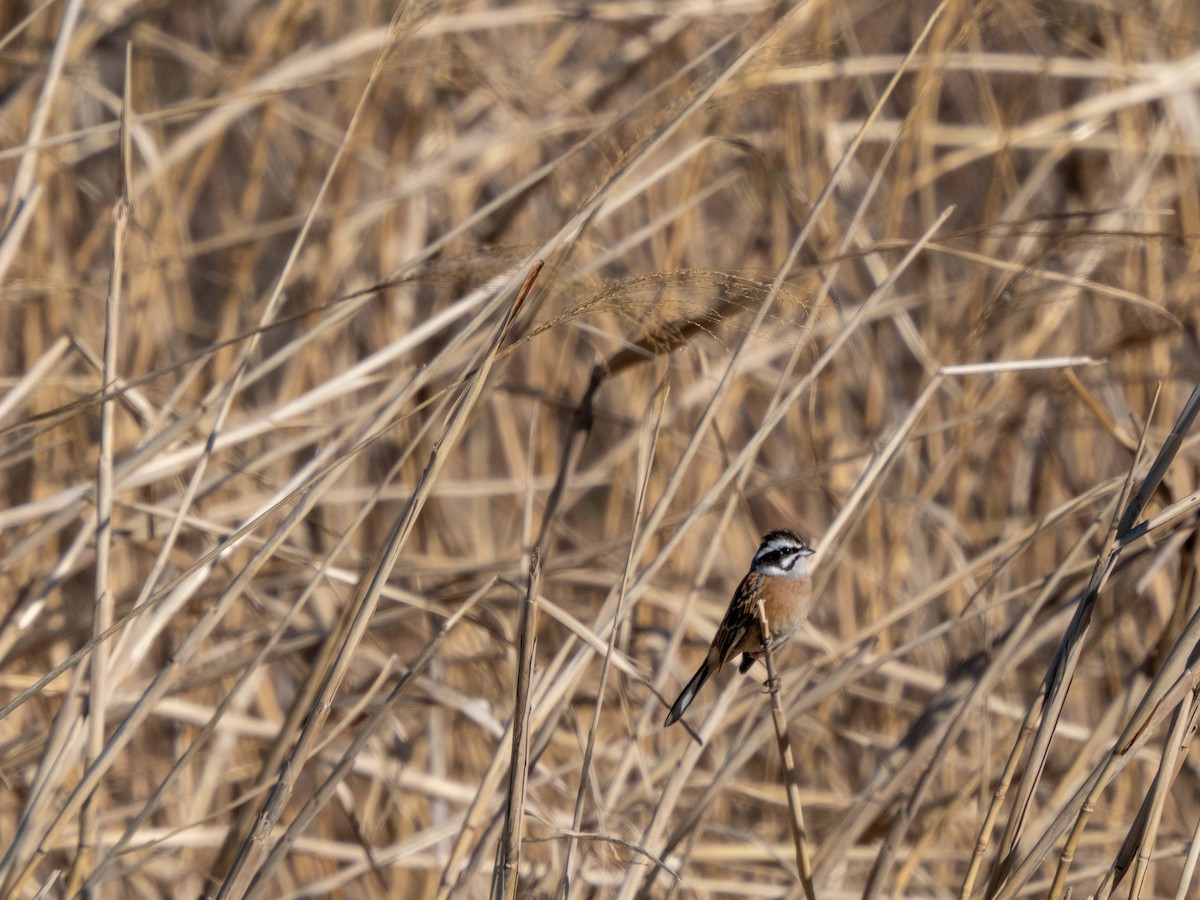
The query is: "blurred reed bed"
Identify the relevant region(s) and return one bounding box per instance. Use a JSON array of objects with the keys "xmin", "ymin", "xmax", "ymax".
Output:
[{"xmin": 1, "ymin": 1, "xmax": 1199, "ymax": 897}]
